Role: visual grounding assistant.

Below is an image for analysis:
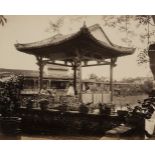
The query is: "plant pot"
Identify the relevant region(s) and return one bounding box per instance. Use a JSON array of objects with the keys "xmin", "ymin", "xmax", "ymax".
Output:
[
  {"xmin": 40, "ymin": 103, "xmax": 48, "ymax": 111},
  {"xmin": 79, "ymin": 106, "xmax": 89, "ymax": 114},
  {"xmin": 103, "ymin": 107, "xmax": 111, "ymax": 116},
  {"xmin": 39, "ymin": 99, "xmax": 49, "ymax": 111},
  {"xmin": 117, "ymin": 110, "xmax": 128, "ymax": 117},
  {"xmin": 59, "ymin": 102, "xmax": 68, "ymax": 113},
  {"xmin": 0, "ymin": 117, "xmax": 22, "ymax": 140}
]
